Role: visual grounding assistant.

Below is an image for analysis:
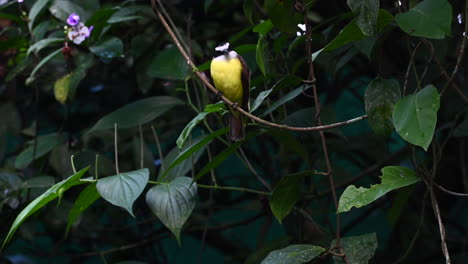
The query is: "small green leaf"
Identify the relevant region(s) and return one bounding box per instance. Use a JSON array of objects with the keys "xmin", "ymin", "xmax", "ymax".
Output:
[
  {"xmin": 147, "ymin": 46, "xmax": 190, "ymax": 80},
  {"xmin": 264, "ymin": 0, "xmax": 303, "ymax": 33},
  {"xmin": 28, "ymin": 0, "xmax": 50, "ymax": 30},
  {"xmin": 27, "ymin": 37, "xmax": 62, "ymax": 56},
  {"xmin": 347, "ymin": 0, "xmax": 379, "ymax": 36},
  {"xmin": 395, "ymin": 0, "xmax": 452, "ymax": 39},
  {"xmin": 146, "ymin": 177, "xmax": 197, "ymax": 242},
  {"xmin": 256, "ymin": 36, "xmax": 267, "ymax": 76},
  {"xmin": 337, "ymin": 166, "xmax": 420, "ymax": 213},
  {"xmin": 269, "ymin": 172, "xmax": 308, "ymax": 223},
  {"xmin": 160, "ymin": 128, "xmax": 227, "ymax": 180},
  {"xmin": 331, "ymin": 233, "xmax": 378, "ymax": 264},
  {"xmin": 176, "ymin": 112, "xmax": 210, "ymax": 149},
  {"xmin": 54, "ymin": 73, "xmax": 72, "ymax": 104},
  {"xmin": 15, "ymin": 133, "xmax": 65, "ymax": 169},
  {"xmin": 243, "ymin": 0, "xmax": 254, "ymax": 24},
  {"xmin": 251, "ymin": 89, "xmax": 273, "ymax": 113},
  {"xmin": 96, "ymin": 168, "xmax": 149, "ymax": 217},
  {"xmin": 392, "ymin": 85, "xmax": 440, "ymax": 150},
  {"xmin": 253, "ymin": 20, "xmax": 274, "ymax": 35},
  {"xmin": 262, "ymin": 85, "xmax": 310, "ymax": 116},
  {"xmin": 89, "ymin": 96, "xmax": 183, "ymax": 131},
  {"xmin": 66, "ymin": 183, "xmax": 100, "ymax": 235},
  {"xmin": 365, "ymin": 78, "xmax": 401, "ymax": 137},
  {"xmin": 89, "ymin": 37, "xmax": 124, "ymax": 60},
  {"xmin": 2, "ymin": 167, "xmax": 89, "ymax": 249},
  {"xmin": 261, "ymin": 244, "xmax": 326, "ymax": 264}
]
